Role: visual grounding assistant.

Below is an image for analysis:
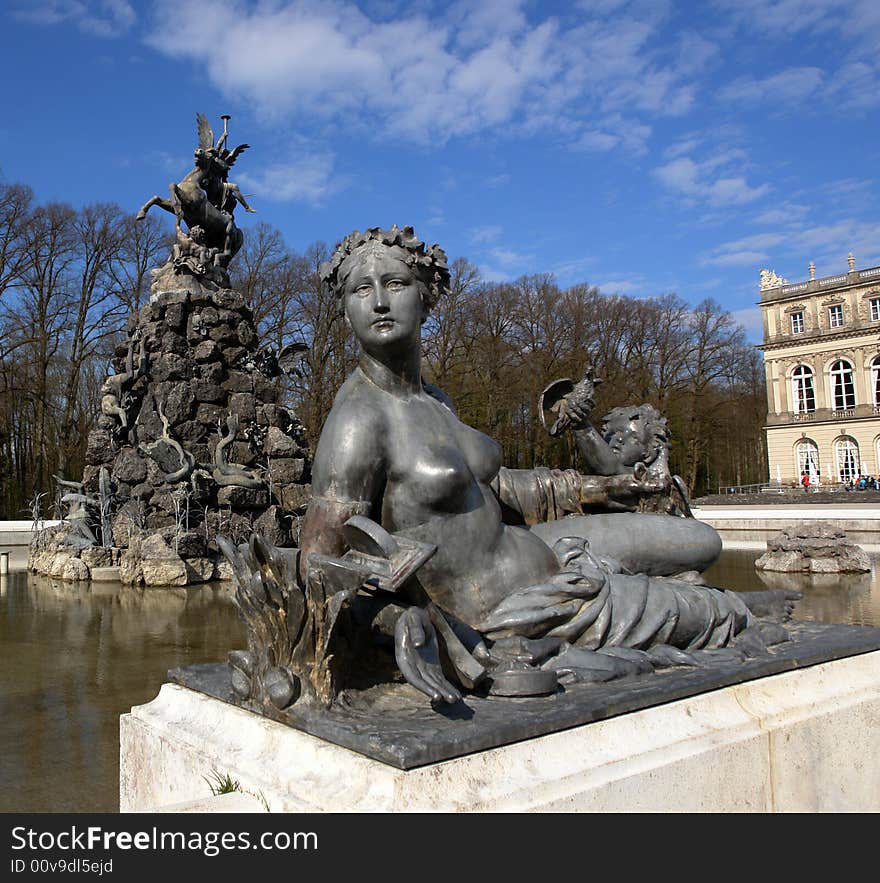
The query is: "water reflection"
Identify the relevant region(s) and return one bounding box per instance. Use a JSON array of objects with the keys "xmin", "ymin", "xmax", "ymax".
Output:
[
  {"xmin": 3, "ymin": 549, "xmax": 880, "ymax": 813},
  {"xmin": 0, "ymin": 572, "xmax": 244, "ymax": 813},
  {"xmin": 704, "ymin": 549, "xmax": 880, "ymax": 628}
]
